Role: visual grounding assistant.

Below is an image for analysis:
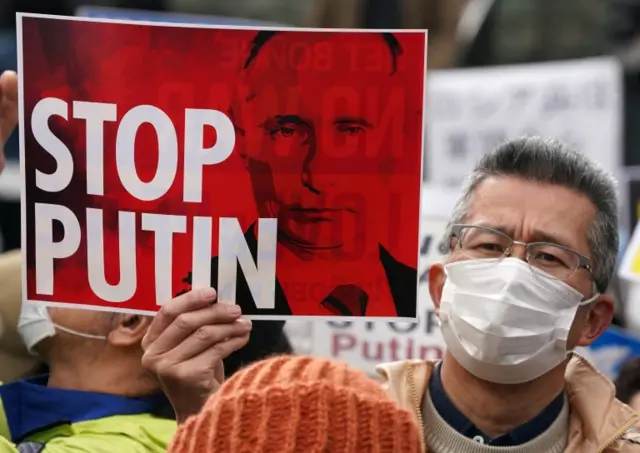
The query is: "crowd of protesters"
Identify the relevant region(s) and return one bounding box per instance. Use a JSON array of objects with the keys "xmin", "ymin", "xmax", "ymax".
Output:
[
  {"xmin": 0, "ymin": 1, "xmax": 638, "ymax": 451},
  {"xmin": 0, "ymin": 64, "xmax": 639, "ymax": 452}
]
